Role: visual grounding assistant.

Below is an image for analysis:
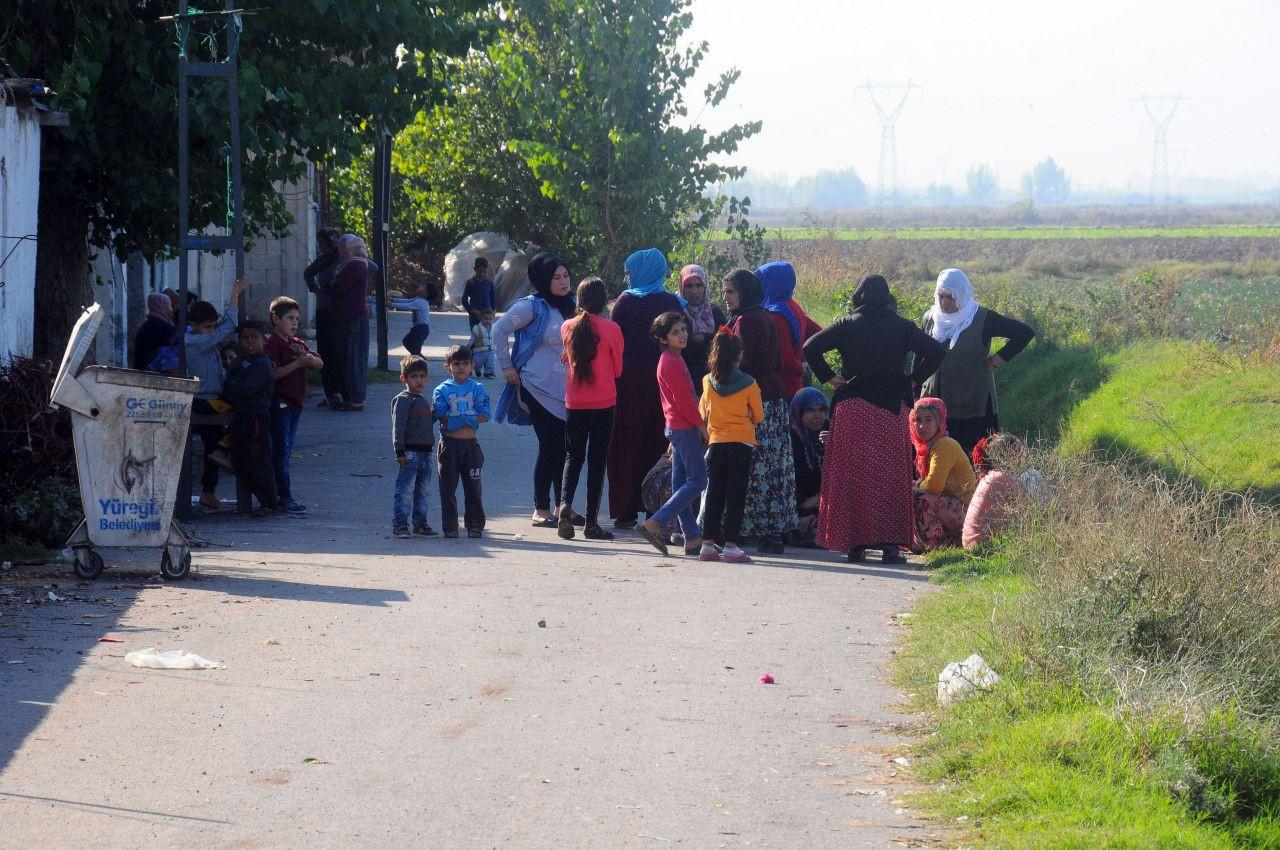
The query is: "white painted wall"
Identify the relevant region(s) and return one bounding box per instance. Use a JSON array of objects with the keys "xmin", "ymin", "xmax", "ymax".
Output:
[{"xmin": 0, "ymin": 104, "xmax": 42, "ymax": 360}]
